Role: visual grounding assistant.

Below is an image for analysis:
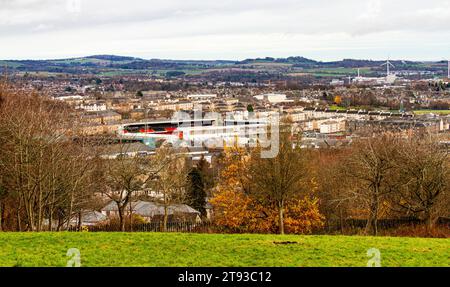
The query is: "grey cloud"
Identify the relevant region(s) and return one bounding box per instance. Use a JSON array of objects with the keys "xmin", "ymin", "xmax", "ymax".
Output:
[
  {"xmin": 1, "ymin": 0, "xmax": 449, "ymax": 37},
  {"xmin": 0, "ymin": 0, "xmax": 449, "ymax": 60}
]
